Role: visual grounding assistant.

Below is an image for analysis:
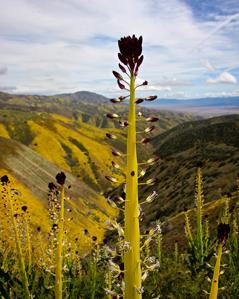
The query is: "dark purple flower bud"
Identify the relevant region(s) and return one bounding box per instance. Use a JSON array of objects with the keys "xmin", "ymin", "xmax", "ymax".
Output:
[
  {"xmin": 119, "ymin": 96, "xmax": 127, "ymax": 100},
  {"xmin": 105, "ymin": 176, "xmax": 118, "ymax": 183},
  {"xmin": 1, "ymin": 175, "xmax": 9, "ymax": 184},
  {"xmin": 118, "ymin": 53, "xmax": 127, "ymax": 65},
  {"xmin": 48, "ymin": 182, "xmax": 57, "ymax": 191},
  {"xmin": 106, "ymin": 133, "xmax": 117, "ymax": 140},
  {"xmin": 117, "ymin": 79, "xmax": 126, "ymax": 90},
  {"xmin": 145, "ymin": 117, "xmax": 159, "ymax": 122},
  {"xmin": 142, "ymin": 80, "xmax": 148, "ymax": 86},
  {"xmin": 217, "ymin": 223, "xmax": 230, "ymax": 244},
  {"xmin": 112, "ymin": 71, "xmax": 123, "ymax": 81},
  {"xmin": 112, "ymin": 161, "xmax": 120, "ymax": 169},
  {"xmin": 135, "ymin": 98, "xmax": 144, "ymax": 104},
  {"xmin": 136, "ymin": 55, "xmax": 144, "ymax": 69},
  {"xmin": 119, "ymin": 63, "xmax": 127, "ymax": 73},
  {"xmin": 144, "ymin": 126, "xmax": 156, "ymax": 133},
  {"xmin": 118, "ymin": 35, "xmax": 143, "ymax": 73},
  {"xmin": 56, "ymin": 172, "xmax": 66, "ymax": 185},
  {"xmin": 106, "ymin": 113, "xmax": 120, "ymax": 119},
  {"xmin": 145, "ymin": 95, "xmax": 157, "ymax": 101},
  {"xmin": 140, "ymin": 137, "xmax": 151, "ymax": 144},
  {"xmin": 21, "ymin": 206, "xmax": 28, "ymax": 212},
  {"xmin": 112, "ymin": 150, "xmax": 122, "ymax": 157},
  {"xmin": 110, "ymin": 98, "xmax": 122, "ymax": 103}
]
